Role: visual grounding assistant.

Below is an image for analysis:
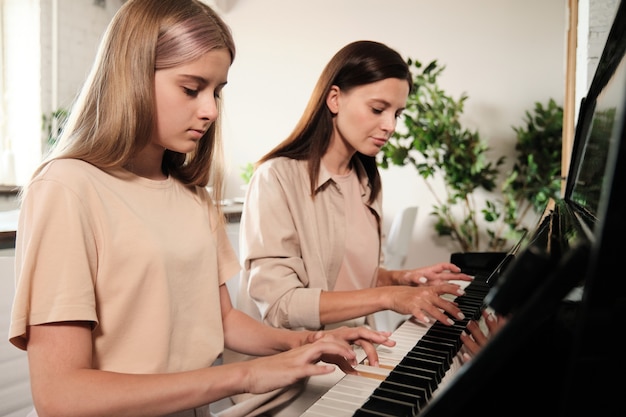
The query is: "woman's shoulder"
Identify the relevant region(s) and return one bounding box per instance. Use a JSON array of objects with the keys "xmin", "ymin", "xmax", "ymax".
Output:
[
  {"xmin": 251, "ymin": 158, "xmax": 310, "ymax": 194},
  {"xmin": 257, "ymin": 157, "xmax": 306, "ymax": 176}
]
